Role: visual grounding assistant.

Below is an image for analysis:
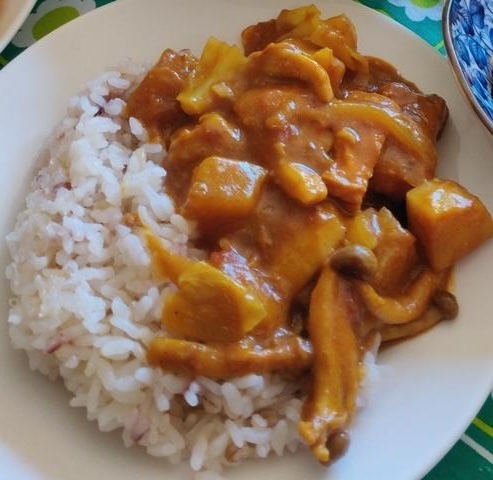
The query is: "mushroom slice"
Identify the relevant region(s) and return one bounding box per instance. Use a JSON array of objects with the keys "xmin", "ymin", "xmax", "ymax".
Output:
[
  {"xmin": 147, "ymin": 333, "xmax": 312, "ymax": 378},
  {"xmin": 299, "ymin": 266, "xmax": 360, "ymax": 465},
  {"xmin": 248, "ymin": 42, "xmax": 333, "ymax": 102},
  {"xmin": 381, "ymin": 306, "xmax": 443, "ymax": 342},
  {"xmin": 354, "ymin": 268, "xmax": 442, "ymax": 325}
]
